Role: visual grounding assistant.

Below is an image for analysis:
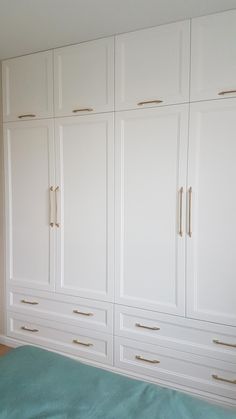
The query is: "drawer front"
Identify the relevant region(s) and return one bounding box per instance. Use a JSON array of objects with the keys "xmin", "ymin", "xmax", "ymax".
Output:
[
  {"xmin": 115, "ymin": 306, "xmax": 236, "ymax": 363},
  {"xmin": 8, "ymin": 312, "xmax": 113, "ymax": 365},
  {"xmin": 115, "ymin": 337, "xmax": 236, "ymax": 401},
  {"xmin": 9, "ymin": 289, "xmax": 113, "ymax": 333}
]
